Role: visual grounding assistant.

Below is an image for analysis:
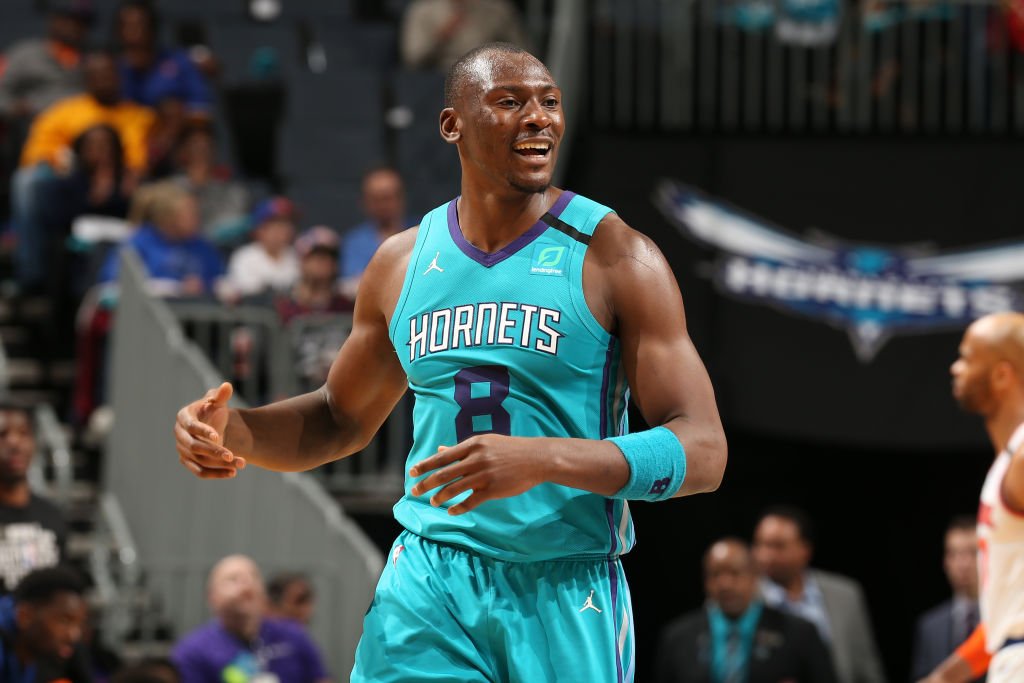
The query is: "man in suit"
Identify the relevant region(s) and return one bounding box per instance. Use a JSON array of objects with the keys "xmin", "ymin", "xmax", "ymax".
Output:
[
  {"xmin": 753, "ymin": 506, "xmax": 887, "ymax": 683},
  {"xmin": 911, "ymin": 516, "xmax": 983, "ymax": 682},
  {"xmin": 655, "ymin": 537, "xmax": 836, "ymax": 683}
]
